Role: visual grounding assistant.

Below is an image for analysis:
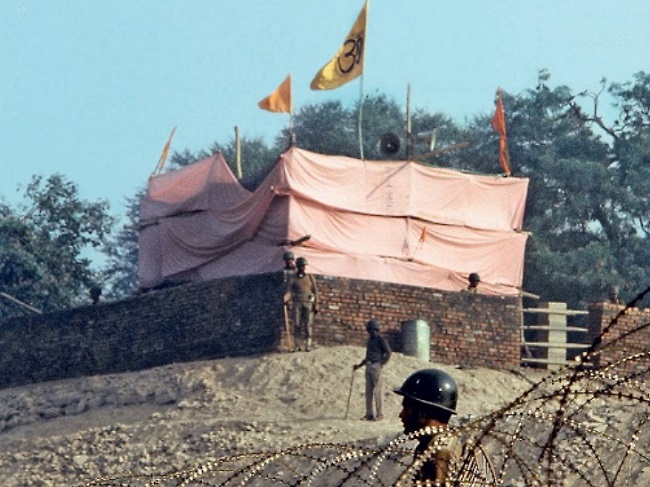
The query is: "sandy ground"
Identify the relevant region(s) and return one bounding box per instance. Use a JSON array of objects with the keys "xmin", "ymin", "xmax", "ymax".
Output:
[{"xmin": 0, "ymin": 345, "xmax": 645, "ymax": 486}]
